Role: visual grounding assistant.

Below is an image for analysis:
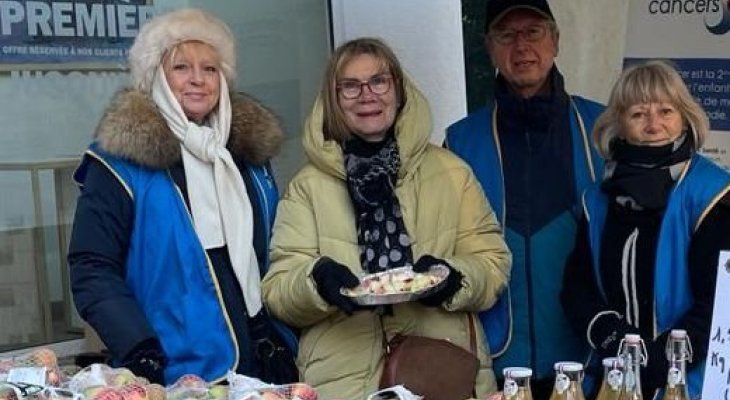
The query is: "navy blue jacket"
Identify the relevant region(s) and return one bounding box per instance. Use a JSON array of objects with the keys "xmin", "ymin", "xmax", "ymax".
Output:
[
  {"xmin": 68, "ymin": 89, "xmax": 287, "ymax": 382},
  {"xmin": 446, "ymin": 69, "xmax": 604, "ymax": 380}
]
